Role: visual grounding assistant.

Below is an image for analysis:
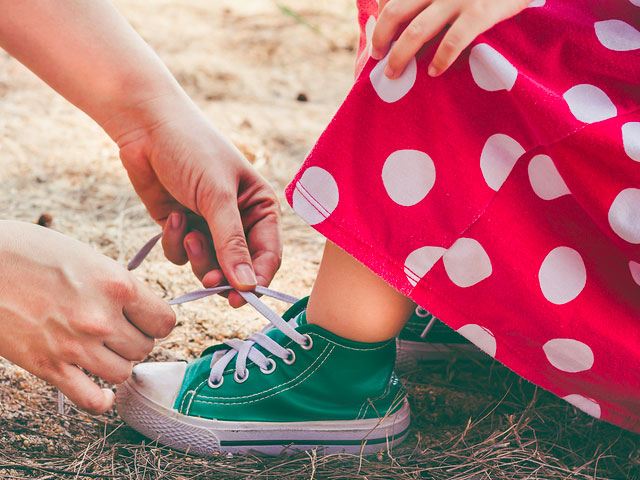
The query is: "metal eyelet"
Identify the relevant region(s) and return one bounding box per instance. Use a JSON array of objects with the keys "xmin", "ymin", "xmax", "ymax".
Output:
[
  {"xmin": 300, "ymin": 334, "xmax": 313, "ymax": 351},
  {"xmin": 207, "ymin": 376, "xmax": 224, "ymax": 389},
  {"xmin": 283, "ymin": 348, "xmax": 296, "ymax": 365},
  {"xmin": 260, "ymin": 358, "xmax": 277, "ymax": 374},
  {"xmin": 233, "ymin": 369, "xmax": 249, "ymax": 384}
]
